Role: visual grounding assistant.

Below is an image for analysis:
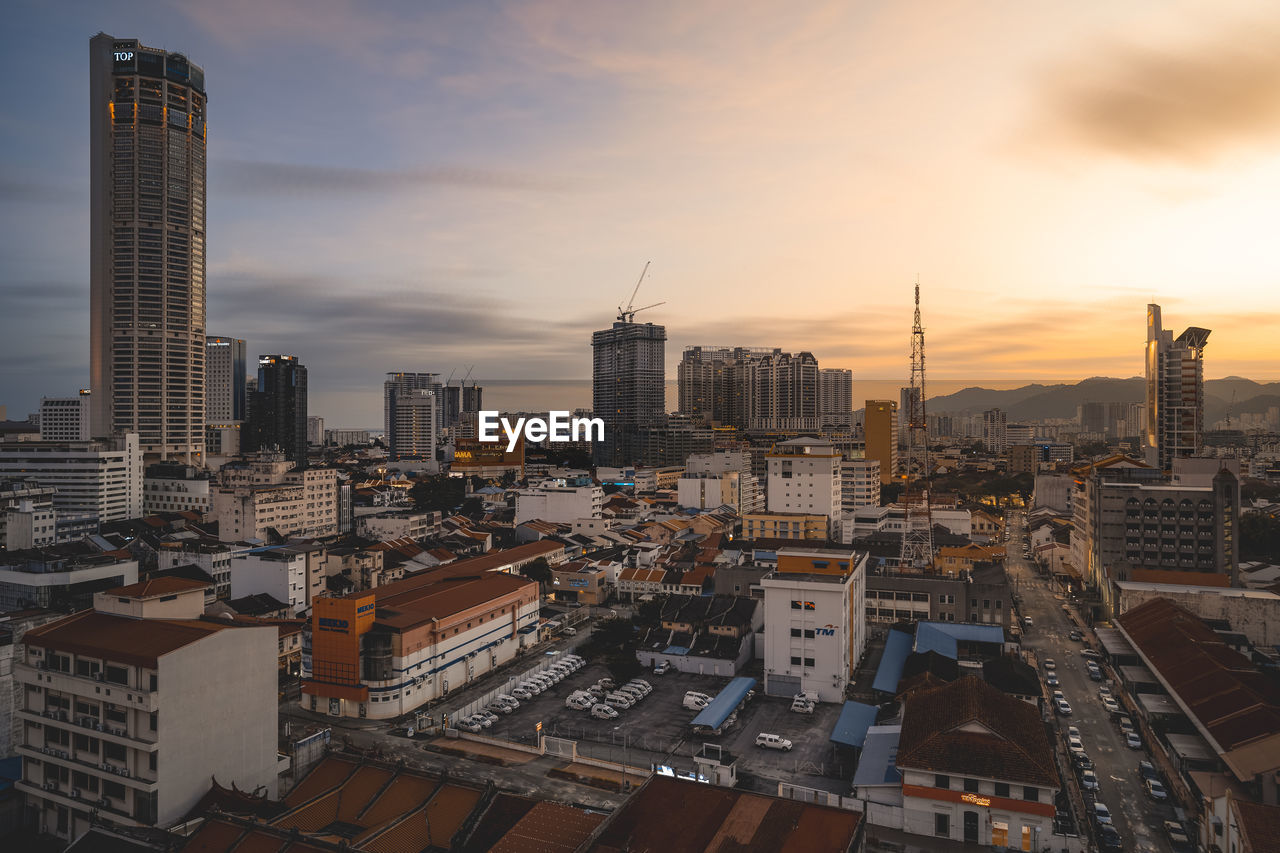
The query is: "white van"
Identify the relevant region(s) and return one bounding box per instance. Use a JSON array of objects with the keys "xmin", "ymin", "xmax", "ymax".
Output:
[
  {"xmin": 755, "ymin": 733, "xmax": 793, "ymax": 751},
  {"xmin": 683, "ymin": 695, "xmax": 709, "ymax": 711},
  {"xmin": 605, "ymin": 693, "xmax": 634, "ymax": 710}
]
